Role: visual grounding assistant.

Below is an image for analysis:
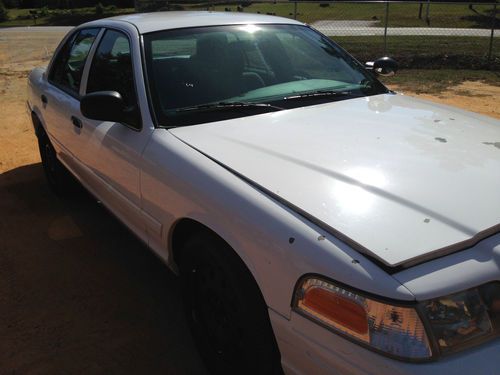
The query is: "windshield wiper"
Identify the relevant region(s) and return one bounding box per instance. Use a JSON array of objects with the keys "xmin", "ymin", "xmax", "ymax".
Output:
[
  {"xmin": 176, "ymin": 101, "xmax": 284, "ymax": 113},
  {"xmin": 284, "ymin": 90, "xmax": 354, "ymax": 101}
]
